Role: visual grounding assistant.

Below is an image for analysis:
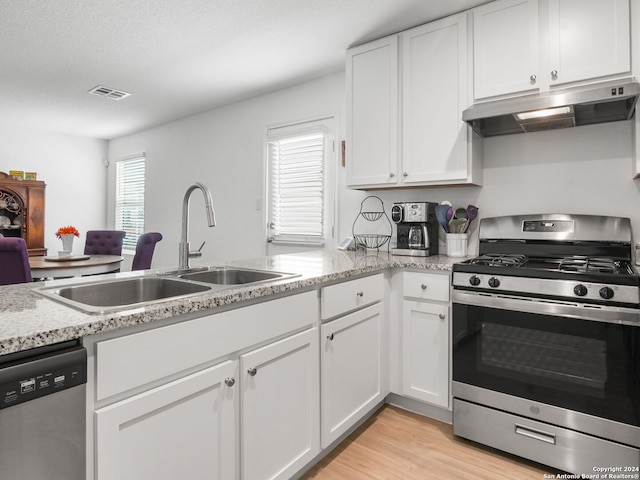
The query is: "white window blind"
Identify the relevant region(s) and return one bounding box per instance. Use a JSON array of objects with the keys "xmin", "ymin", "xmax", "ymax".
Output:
[
  {"xmin": 115, "ymin": 156, "xmax": 145, "ymax": 251},
  {"xmin": 268, "ymin": 131, "xmax": 326, "ymax": 245}
]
